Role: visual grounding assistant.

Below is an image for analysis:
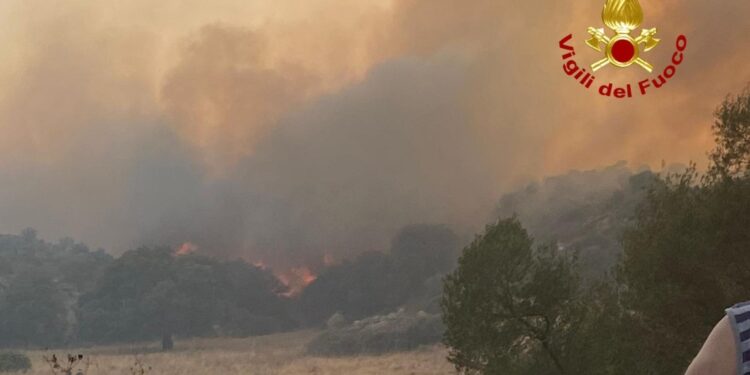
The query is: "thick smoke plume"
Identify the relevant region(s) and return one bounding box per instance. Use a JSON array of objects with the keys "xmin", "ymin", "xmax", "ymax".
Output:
[{"xmin": 0, "ymin": 0, "xmax": 747, "ymax": 270}]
